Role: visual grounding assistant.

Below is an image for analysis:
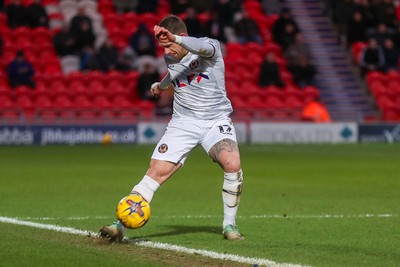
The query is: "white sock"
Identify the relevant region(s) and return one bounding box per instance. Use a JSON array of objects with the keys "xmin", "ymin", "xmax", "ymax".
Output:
[
  {"xmin": 131, "ymin": 175, "xmax": 160, "ymax": 203},
  {"xmin": 222, "ymin": 170, "xmax": 243, "ymax": 228}
]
